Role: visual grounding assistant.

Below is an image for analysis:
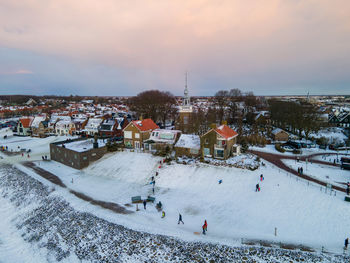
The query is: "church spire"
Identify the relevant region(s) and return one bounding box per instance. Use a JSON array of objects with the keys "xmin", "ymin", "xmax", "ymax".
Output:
[{"xmin": 183, "ymin": 72, "xmax": 190, "ymax": 106}]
